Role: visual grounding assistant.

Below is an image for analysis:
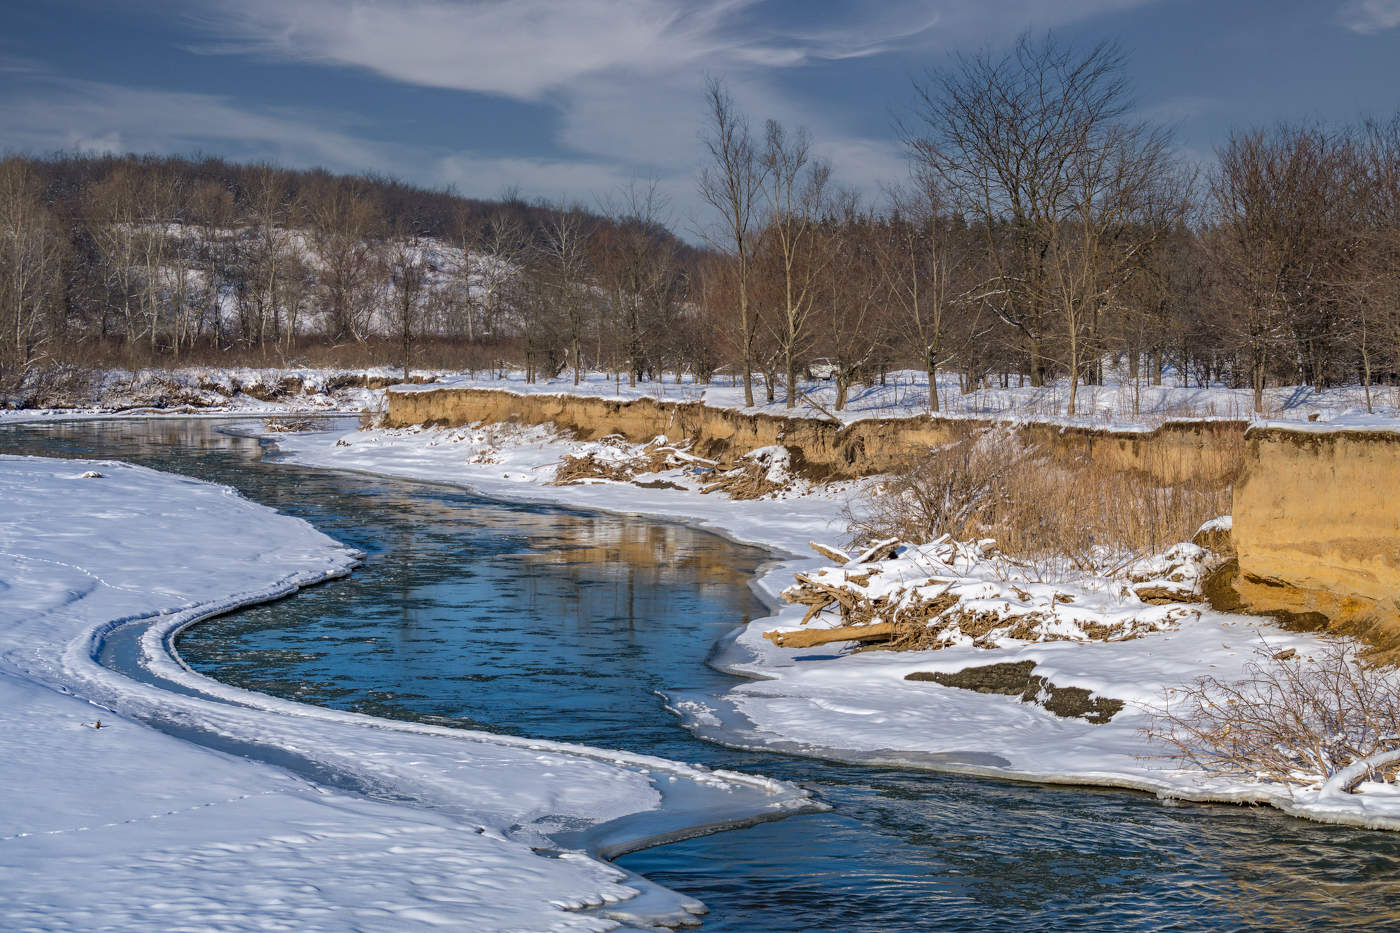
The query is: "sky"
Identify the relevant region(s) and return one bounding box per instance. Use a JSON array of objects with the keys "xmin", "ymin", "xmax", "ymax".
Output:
[{"xmin": 2, "ymin": 0, "xmax": 1398, "ymax": 233}]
